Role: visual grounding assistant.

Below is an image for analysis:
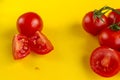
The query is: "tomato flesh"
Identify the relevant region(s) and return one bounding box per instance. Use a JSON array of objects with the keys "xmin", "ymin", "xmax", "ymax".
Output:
[
  {"xmin": 90, "ymin": 46, "xmax": 120, "ymax": 77},
  {"xmin": 12, "ymin": 34, "xmax": 30, "ymax": 59},
  {"xmin": 17, "ymin": 12, "xmax": 43, "ymax": 37},
  {"xmin": 29, "ymin": 31, "xmax": 53, "ymax": 54}
]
